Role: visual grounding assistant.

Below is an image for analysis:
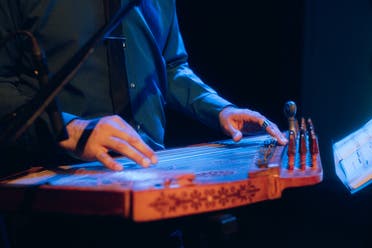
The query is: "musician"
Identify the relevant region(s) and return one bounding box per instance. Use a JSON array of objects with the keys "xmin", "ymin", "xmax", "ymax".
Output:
[
  {"xmin": 0, "ymin": 0, "xmax": 288, "ymax": 176},
  {"xmin": 0, "ymin": 1, "xmax": 290, "ymax": 247}
]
